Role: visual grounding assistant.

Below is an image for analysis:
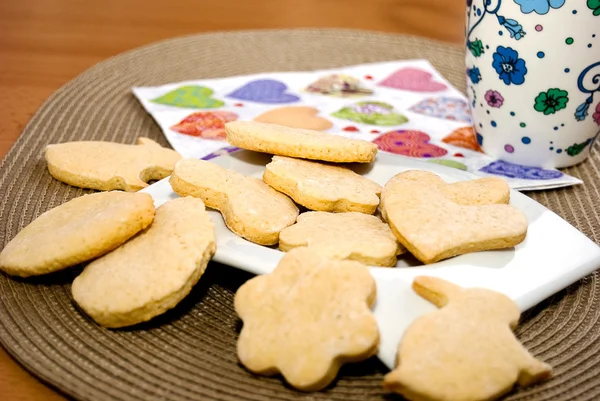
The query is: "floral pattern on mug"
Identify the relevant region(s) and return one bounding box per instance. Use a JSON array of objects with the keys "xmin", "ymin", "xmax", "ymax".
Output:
[
  {"xmin": 485, "ymin": 90, "xmax": 504, "ymax": 108},
  {"xmin": 575, "ymin": 100, "xmax": 591, "ymax": 121},
  {"xmin": 468, "ymin": 39, "xmax": 485, "ymax": 57},
  {"xmin": 513, "ymin": 0, "xmax": 565, "ymax": 15},
  {"xmin": 492, "ymin": 46, "xmax": 527, "ymax": 85},
  {"xmin": 588, "ymin": 0, "xmax": 600, "ymax": 16},
  {"xmin": 594, "ymin": 103, "xmax": 600, "ymax": 125},
  {"xmin": 496, "ymin": 16, "xmax": 526, "ymax": 40},
  {"xmin": 467, "ymin": 66, "xmax": 482, "ymax": 84},
  {"xmin": 534, "ymin": 89, "xmax": 569, "ymax": 115}
]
